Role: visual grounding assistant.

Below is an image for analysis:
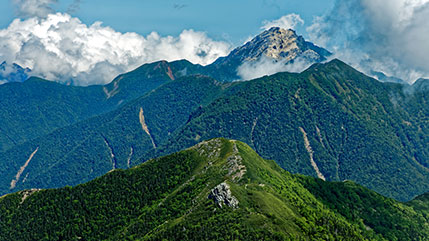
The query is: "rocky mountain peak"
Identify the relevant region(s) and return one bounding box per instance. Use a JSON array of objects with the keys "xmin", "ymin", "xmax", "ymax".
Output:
[
  {"xmin": 228, "ymin": 27, "xmax": 330, "ymax": 63},
  {"xmin": 208, "ymin": 27, "xmax": 331, "ymax": 81},
  {"xmin": 243, "ymin": 27, "xmax": 302, "ymax": 61}
]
